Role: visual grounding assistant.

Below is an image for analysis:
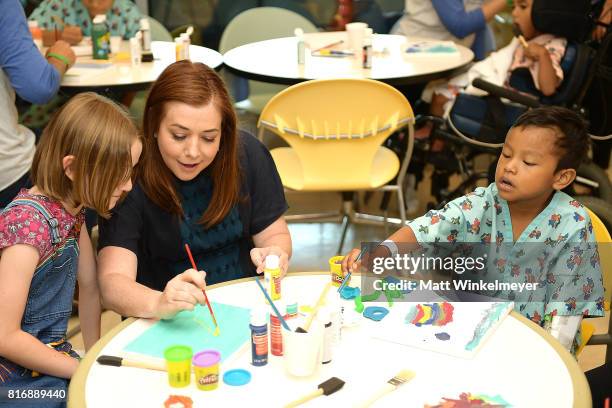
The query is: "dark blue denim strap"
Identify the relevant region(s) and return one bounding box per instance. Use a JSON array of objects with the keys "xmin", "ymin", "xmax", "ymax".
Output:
[{"xmin": 2, "ymin": 199, "xmax": 62, "ymax": 244}]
